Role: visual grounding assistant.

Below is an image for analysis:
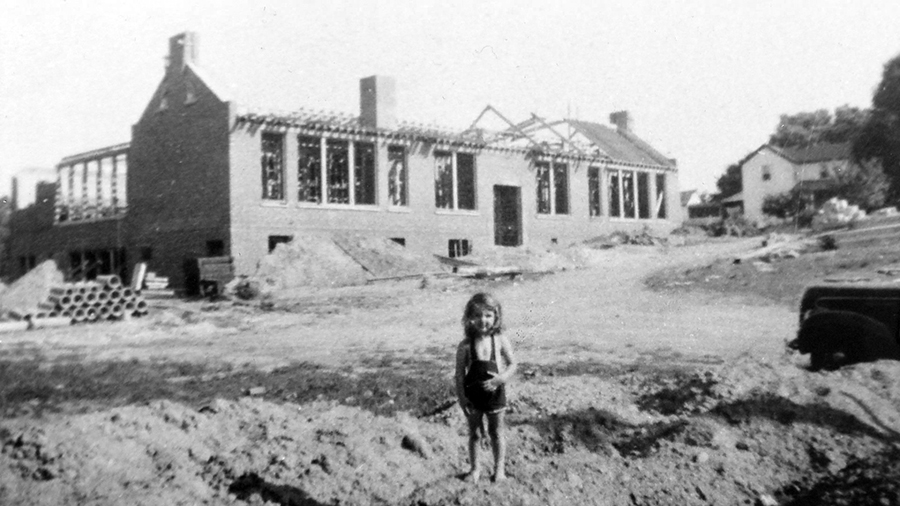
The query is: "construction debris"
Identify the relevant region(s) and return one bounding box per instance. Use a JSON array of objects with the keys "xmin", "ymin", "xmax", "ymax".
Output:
[
  {"xmin": 812, "ymin": 197, "xmax": 866, "ymax": 230},
  {"xmin": 0, "ymin": 267, "xmax": 151, "ymax": 331}
]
